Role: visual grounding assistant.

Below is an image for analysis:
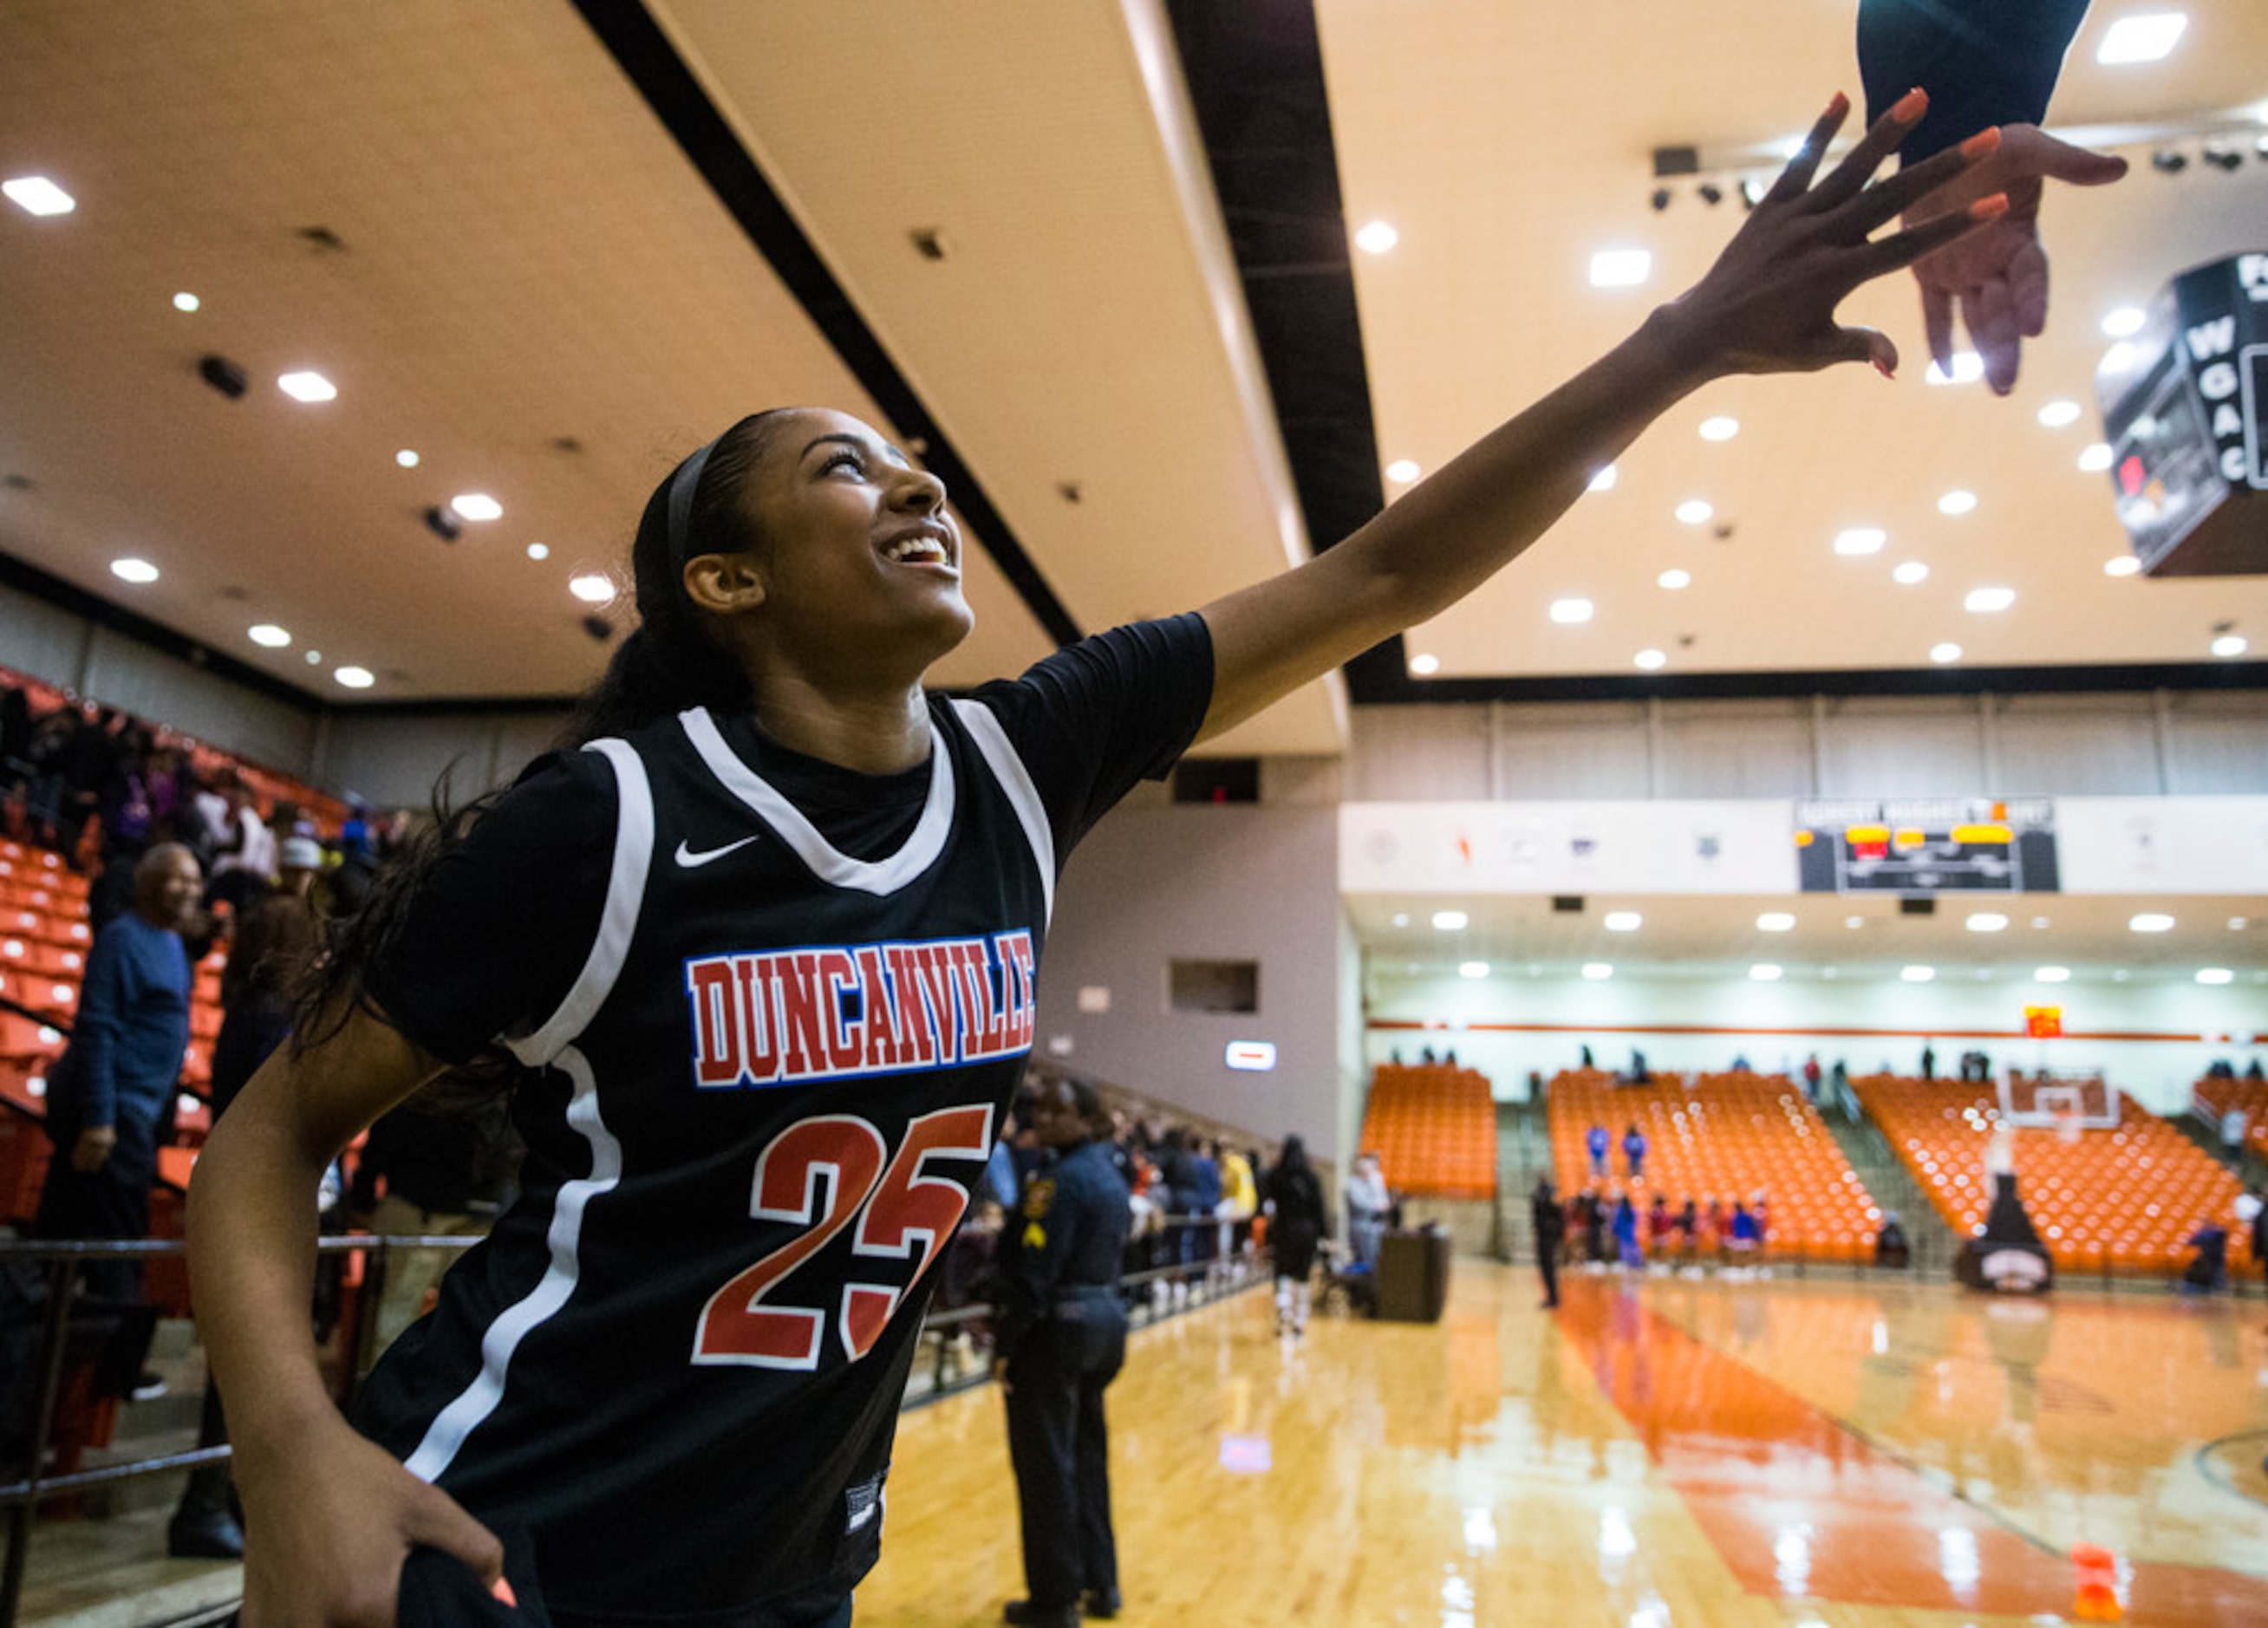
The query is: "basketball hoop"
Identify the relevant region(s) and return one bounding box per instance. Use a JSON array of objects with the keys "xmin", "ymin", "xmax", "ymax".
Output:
[
  {"xmin": 2051, "ymin": 1102, "xmax": 2082, "ymax": 1144},
  {"xmin": 1999, "ymin": 1071, "xmax": 2118, "ymax": 1133}
]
